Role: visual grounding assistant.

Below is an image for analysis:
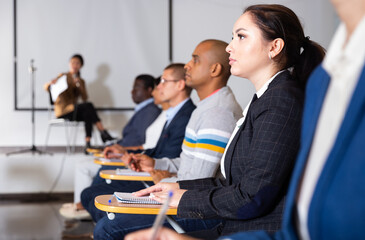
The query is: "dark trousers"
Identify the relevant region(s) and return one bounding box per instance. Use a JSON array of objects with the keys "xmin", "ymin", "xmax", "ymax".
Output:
[
  {"xmin": 81, "ymin": 177, "xmax": 223, "ymax": 239},
  {"xmin": 93, "ymin": 212, "xmax": 222, "ymax": 240},
  {"xmin": 92, "ymin": 165, "xmax": 118, "ymax": 186},
  {"xmin": 60, "ymin": 102, "xmax": 100, "ymax": 138}
]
